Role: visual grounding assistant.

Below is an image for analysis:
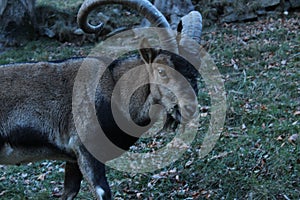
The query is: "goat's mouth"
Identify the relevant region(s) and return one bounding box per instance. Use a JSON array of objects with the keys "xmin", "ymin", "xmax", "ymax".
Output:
[
  {"xmin": 163, "ymin": 103, "xmax": 197, "ymax": 131},
  {"xmin": 162, "ymin": 105, "xmax": 182, "ymax": 131},
  {"xmin": 169, "ymin": 104, "xmax": 197, "ymax": 122}
]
